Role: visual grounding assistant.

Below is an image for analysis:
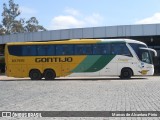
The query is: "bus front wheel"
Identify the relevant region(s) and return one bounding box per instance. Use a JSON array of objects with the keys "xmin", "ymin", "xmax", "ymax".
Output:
[
  {"xmin": 120, "ymin": 68, "xmax": 132, "ymax": 79},
  {"xmin": 43, "ymin": 69, "xmax": 56, "ymax": 80},
  {"xmin": 29, "ymin": 69, "xmax": 42, "ymax": 80}
]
